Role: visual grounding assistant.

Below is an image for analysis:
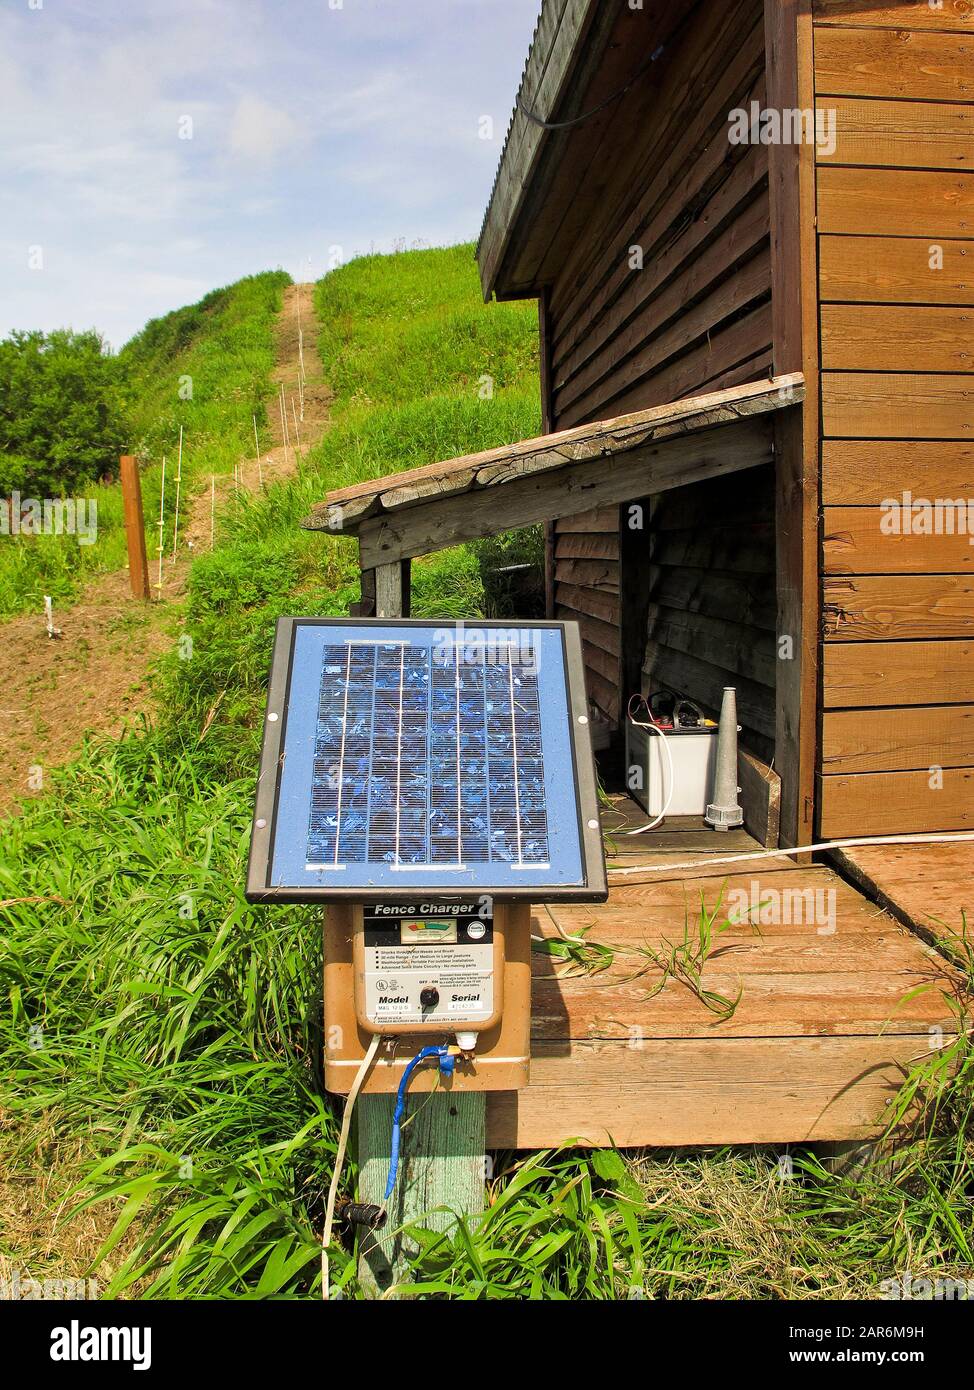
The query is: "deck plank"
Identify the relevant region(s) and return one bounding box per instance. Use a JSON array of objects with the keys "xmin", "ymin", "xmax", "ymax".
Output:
[
  {"xmin": 832, "ymin": 843, "xmax": 974, "ymax": 946},
  {"xmin": 490, "ymin": 794, "xmax": 963, "ymax": 1147},
  {"xmin": 486, "ymin": 1037, "xmax": 940, "ymax": 1148},
  {"xmin": 531, "ymin": 972, "xmax": 954, "ymax": 1039}
]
